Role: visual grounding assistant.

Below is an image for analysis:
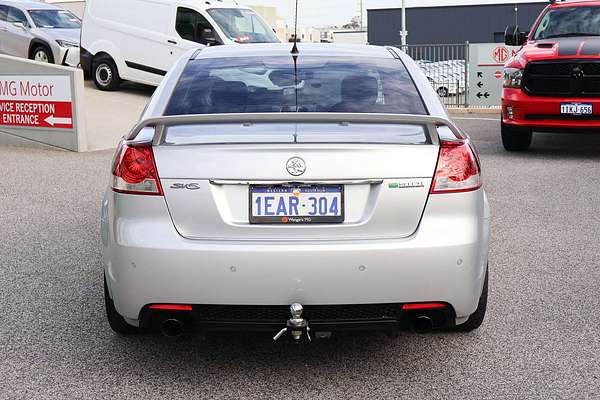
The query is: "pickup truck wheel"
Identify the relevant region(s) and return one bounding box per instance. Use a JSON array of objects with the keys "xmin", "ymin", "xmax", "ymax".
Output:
[
  {"xmin": 450, "ymin": 267, "xmax": 488, "ymax": 332},
  {"xmin": 93, "ymin": 57, "xmax": 121, "ymax": 91},
  {"xmin": 104, "ymin": 273, "xmax": 139, "ymax": 335},
  {"xmin": 501, "ymin": 121, "xmax": 532, "ymax": 151}
]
